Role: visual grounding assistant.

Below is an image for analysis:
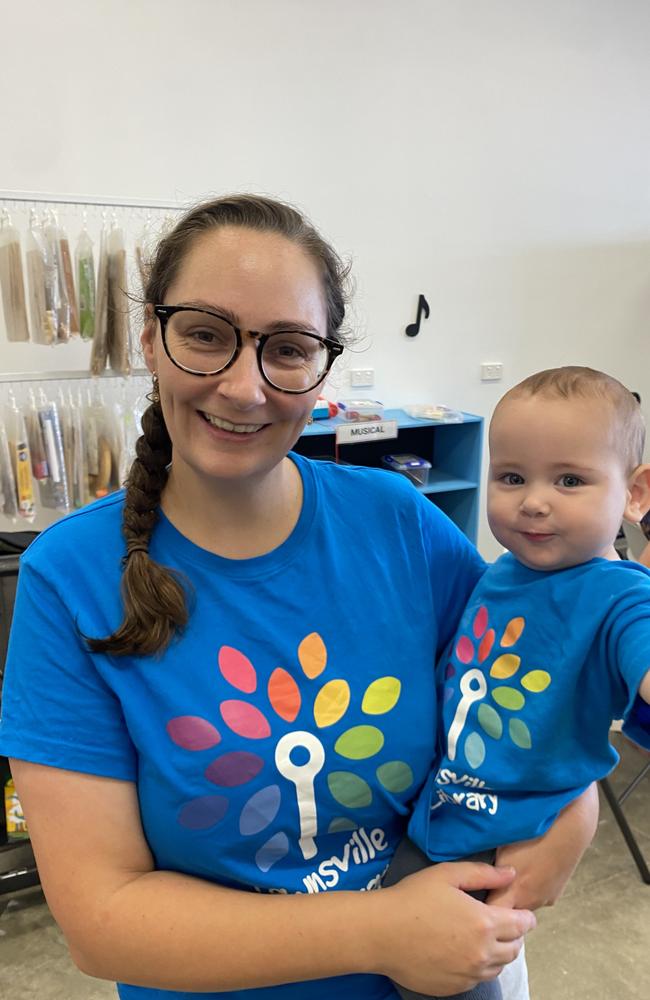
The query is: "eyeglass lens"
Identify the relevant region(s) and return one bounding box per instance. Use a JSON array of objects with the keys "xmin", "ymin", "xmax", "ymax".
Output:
[{"xmin": 165, "ymin": 310, "xmax": 330, "ymax": 391}]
